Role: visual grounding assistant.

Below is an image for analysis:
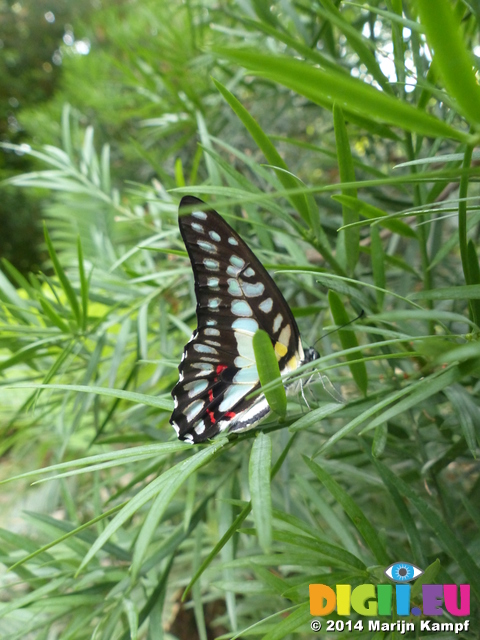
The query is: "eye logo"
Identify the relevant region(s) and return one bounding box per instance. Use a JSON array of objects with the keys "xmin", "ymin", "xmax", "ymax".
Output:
[{"xmin": 385, "ymin": 562, "xmax": 423, "ymax": 583}]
